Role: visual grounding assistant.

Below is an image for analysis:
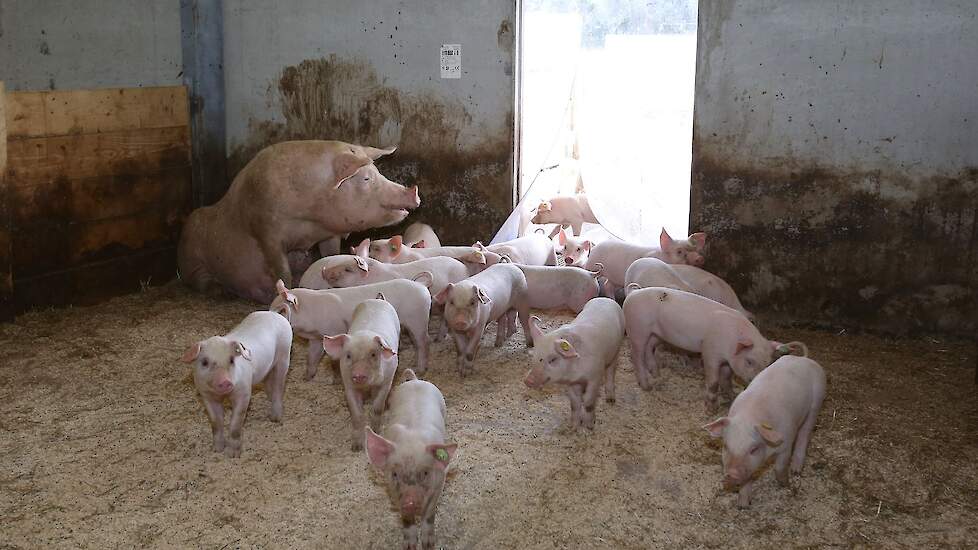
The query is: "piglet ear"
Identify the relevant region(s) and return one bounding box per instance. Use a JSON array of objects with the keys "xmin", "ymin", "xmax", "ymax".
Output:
[
  {"xmin": 554, "ymin": 338, "xmax": 579, "ymax": 359},
  {"xmin": 411, "ymin": 271, "xmax": 434, "ymax": 289},
  {"xmin": 354, "ymin": 256, "xmax": 369, "ymax": 273},
  {"xmin": 498, "ymin": 254, "xmax": 512, "ymax": 264},
  {"xmin": 529, "ymin": 315, "xmax": 545, "ymax": 343},
  {"xmin": 322, "ymin": 334, "xmax": 349, "ymax": 358},
  {"xmin": 590, "ymin": 262, "xmax": 605, "ymax": 278},
  {"xmin": 389, "ymin": 235, "xmax": 403, "ymax": 257},
  {"xmin": 659, "ymin": 228, "xmax": 675, "ymax": 251},
  {"xmin": 472, "ymin": 241, "xmax": 487, "ymax": 251},
  {"xmin": 275, "ymin": 279, "xmax": 288, "ymax": 295},
  {"xmin": 180, "ymin": 342, "xmax": 201, "ymax": 363},
  {"xmin": 374, "ymin": 336, "xmax": 396, "ymax": 359},
  {"xmin": 558, "ymin": 228, "xmax": 568, "ymax": 246},
  {"xmin": 755, "ymin": 423, "xmax": 784, "ymax": 446},
  {"xmin": 688, "ymin": 232, "xmax": 707, "ymax": 251},
  {"xmin": 703, "ymin": 417, "xmax": 729, "ymax": 438},
  {"xmin": 465, "ymin": 250, "xmax": 487, "ymax": 265},
  {"xmin": 332, "ymin": 152, "xmax": 371, "ymax": 188},
  {"xmin": 353, "ymin": 238, "xmax": 370, "ymax": 259},
  {"xmin": 411, "ymin": 239, "xmax": 426, "ymax": 249},
  {"xmin": 427, "ymin": 443, "xmax": 458, "ymax": 471},
  {"xmin": 365, "ymin": 427, "xmax": 396, "ymax": 468},
  {"xmin": 583, "ymin": 240, "xmax": 592, "ymax": 252},
  {"xmin": 434, "ymin": 283, "xmax": 453, "ymax": 305},
  {"xmin": 735, "ymin": 337, "xmax": 754, "ymax": 355},
  {"xmin": 232, "ymin": 341, "xmax": 252, "ymax": 361},
  {"xmin": 476, "ymin": 287, "xmax": 491, "ymax": 304}
]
